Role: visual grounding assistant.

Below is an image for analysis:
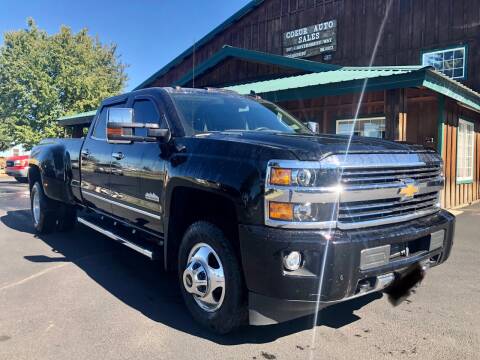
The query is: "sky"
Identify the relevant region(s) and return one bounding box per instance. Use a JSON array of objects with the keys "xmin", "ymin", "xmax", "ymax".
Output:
[{"xmin": 0, "ymin": 0, "xmax": 251, "ymax": 91}]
